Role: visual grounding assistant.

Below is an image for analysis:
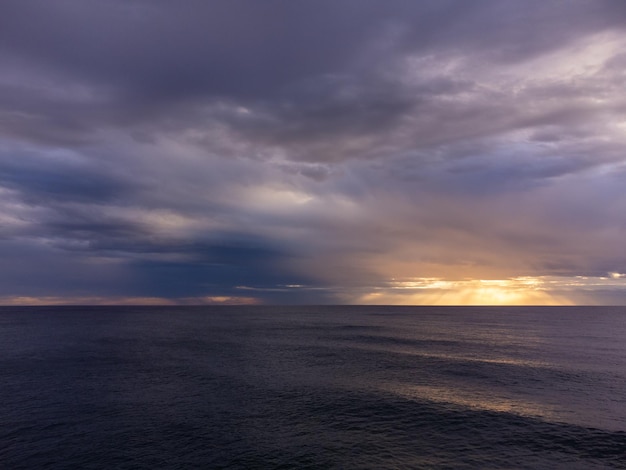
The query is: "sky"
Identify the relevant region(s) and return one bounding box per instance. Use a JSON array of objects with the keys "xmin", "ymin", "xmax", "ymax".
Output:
[{"xmin": 1, "ymin": 0, "xmax": 626, "ymax": 306}]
